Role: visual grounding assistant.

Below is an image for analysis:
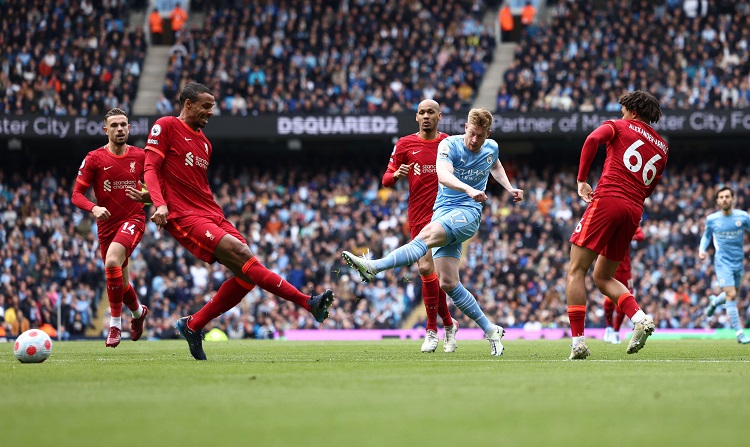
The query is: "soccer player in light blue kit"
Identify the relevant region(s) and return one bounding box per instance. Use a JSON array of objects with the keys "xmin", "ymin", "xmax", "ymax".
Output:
[
  {"xmin": 700, "ymin": 186, "xmax": 750, "ymax": 344},
  {"xmin": 342, "ymin": 108, "xmax": 524, "ymax": 356}
]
